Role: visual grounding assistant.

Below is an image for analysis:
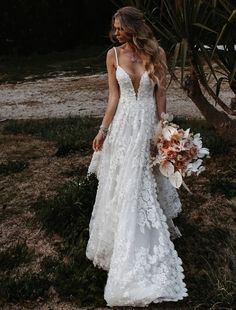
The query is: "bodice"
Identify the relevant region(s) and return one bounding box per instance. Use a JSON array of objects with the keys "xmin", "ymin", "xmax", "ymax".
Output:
[{"xmin": 116, "ymin": 65, "xmax": 155, "ymax": 103}]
